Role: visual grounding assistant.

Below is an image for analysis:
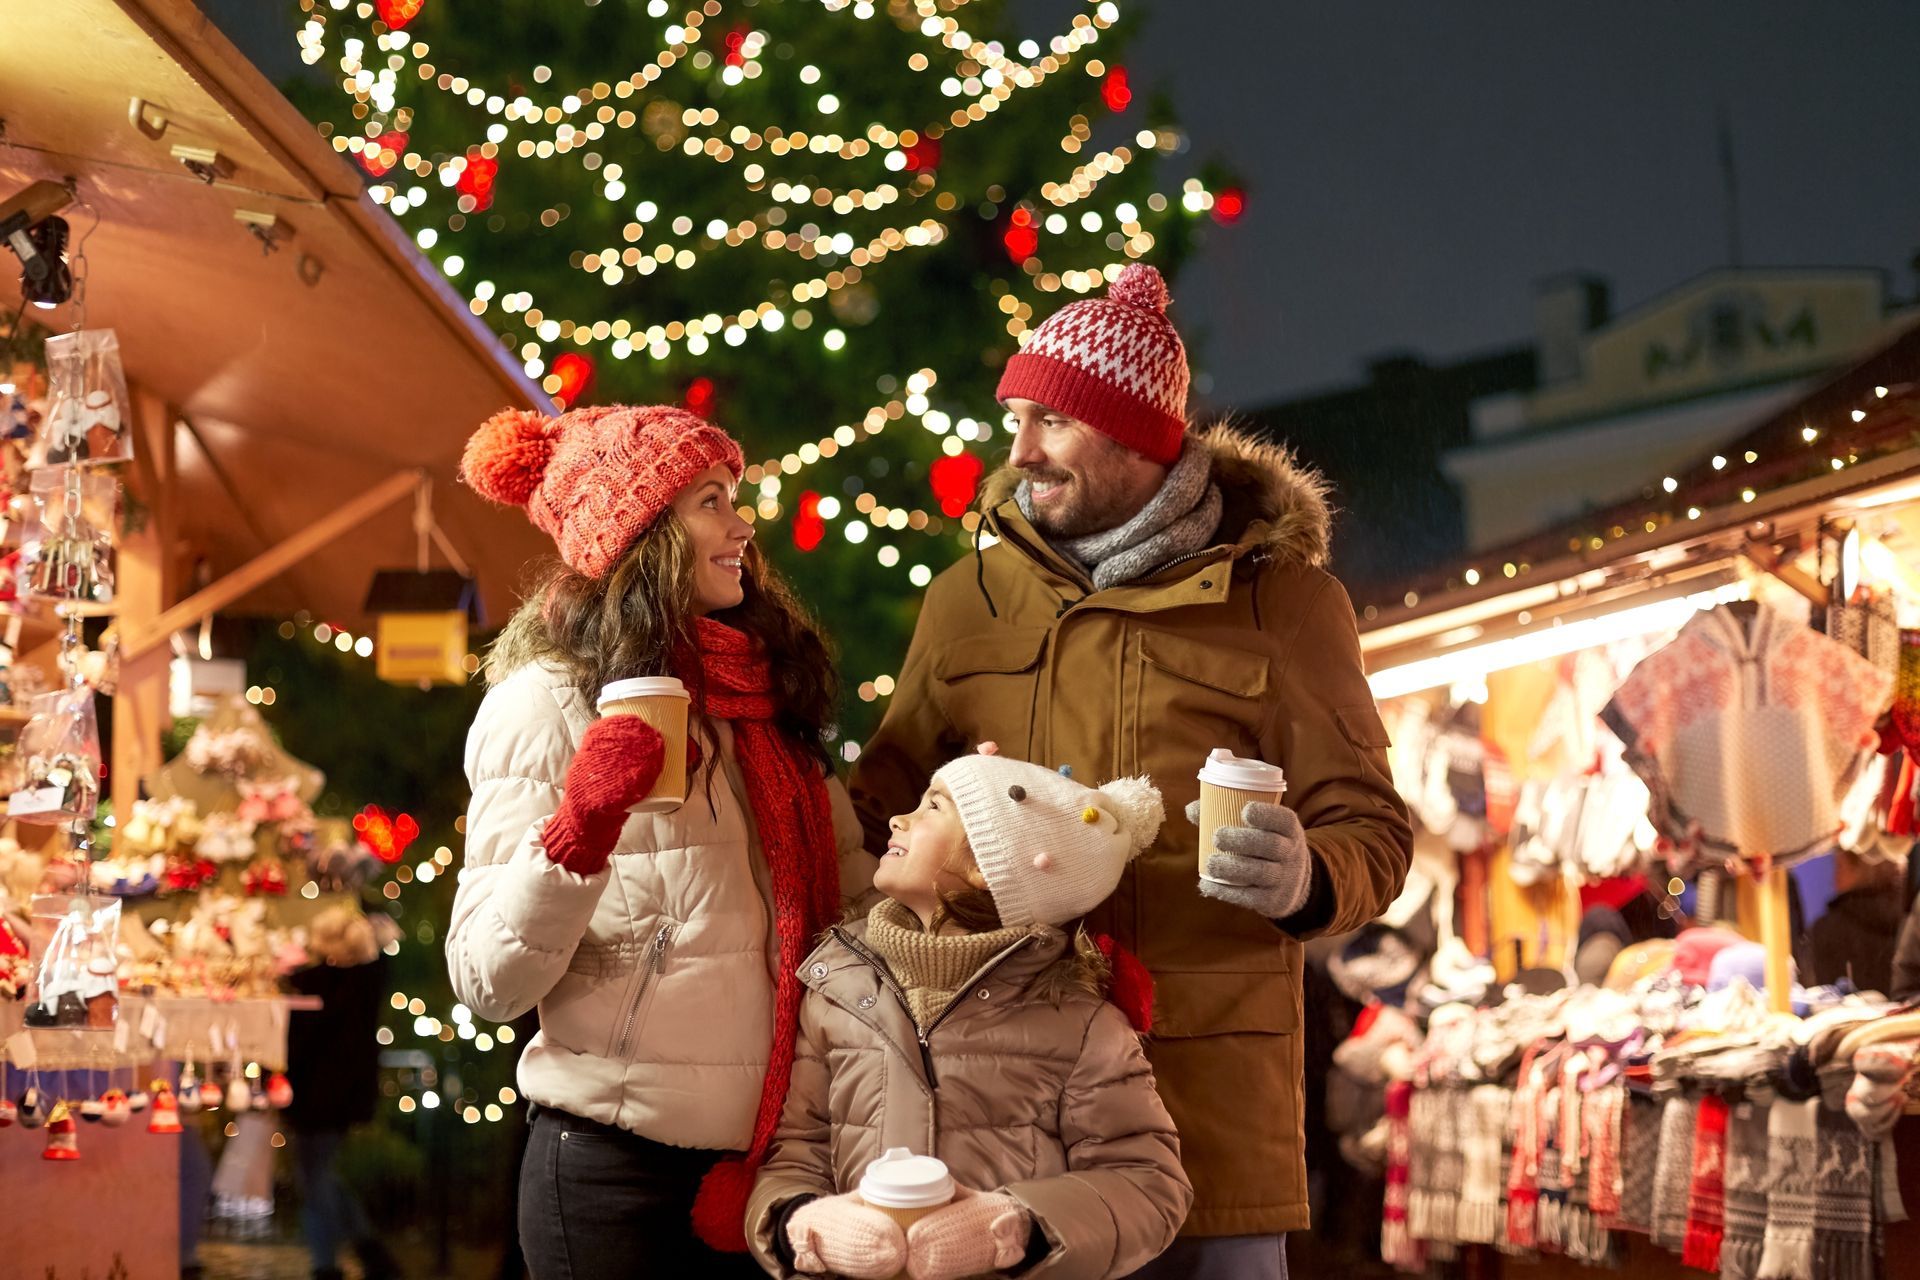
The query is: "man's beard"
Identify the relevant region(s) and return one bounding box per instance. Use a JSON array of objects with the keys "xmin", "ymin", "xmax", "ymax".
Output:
[{"xmin": 1022, "ymin": 467, "xmax": 1130, "ymax": 538}]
